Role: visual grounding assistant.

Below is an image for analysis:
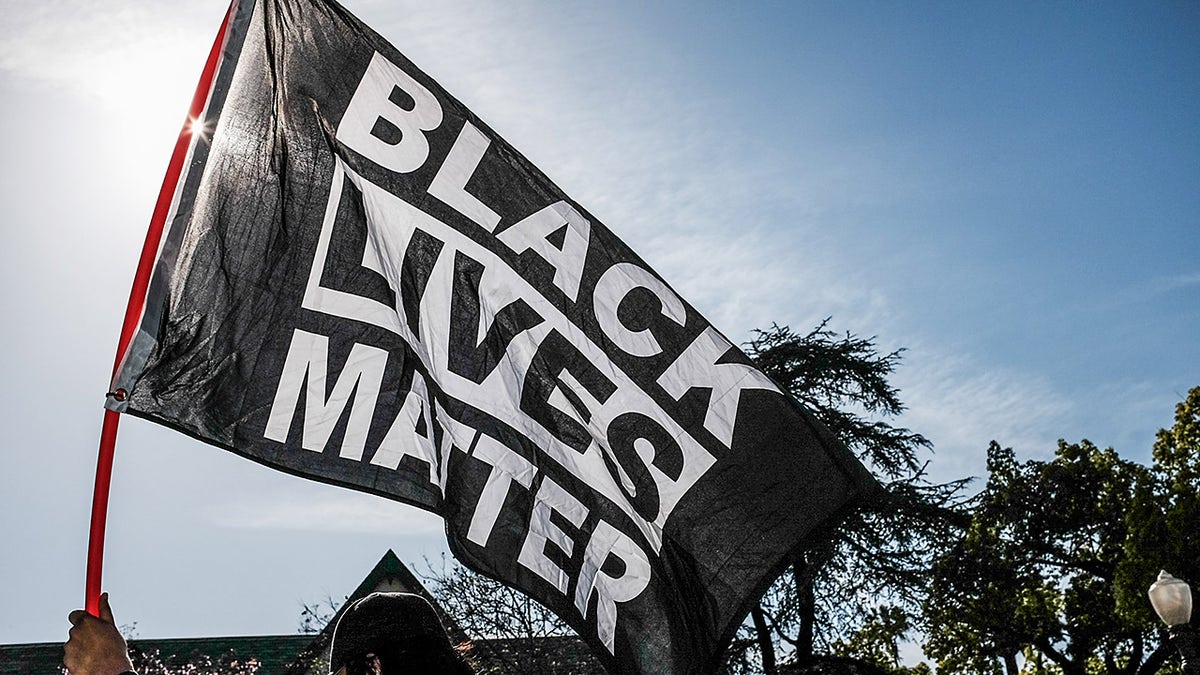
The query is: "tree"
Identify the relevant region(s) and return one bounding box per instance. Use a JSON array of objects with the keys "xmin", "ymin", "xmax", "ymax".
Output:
[
  {"xmin": 924, "ymin": 386, "xmax": 1200, "ymax": 675},
  {"xmin": 830, "ymin": 606, "xmax": 920, "ymax": 671},
  {"xmin": 732, "ymin": 322, "xmax": 967, "ymax": 672},
  {"xmin": 1117, "ymin": 386, "xmax": 1200, "ymax": 605},
  {"xmin": 922, "ymin": 442, "xmax": 1093, "ymax": 675},
  {"xmin": 298, "ymin": 593, "xmax": 346, "ymax": 635},
  {"xmin": 934, "ymin": 439, "xmax": 1155, "ymax": 674},
  {"xmin": 1116, "ymin": 386, "xmax": 1200, "ymax": 674},
  {"xmin": 421, "ymin": 556, "xmax": 581, "ymax": 675}
]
